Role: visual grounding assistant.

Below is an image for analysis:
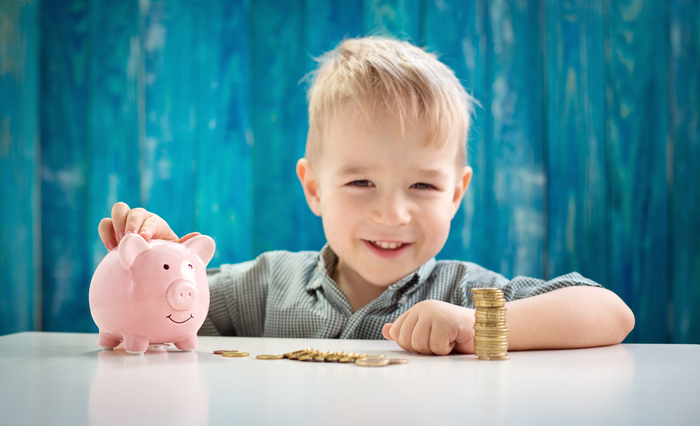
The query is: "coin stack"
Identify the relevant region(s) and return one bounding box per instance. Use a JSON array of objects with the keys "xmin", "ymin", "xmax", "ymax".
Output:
[{"xmin": 471, "ymin": 288, "xmax": 510, "ymax": 361}]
